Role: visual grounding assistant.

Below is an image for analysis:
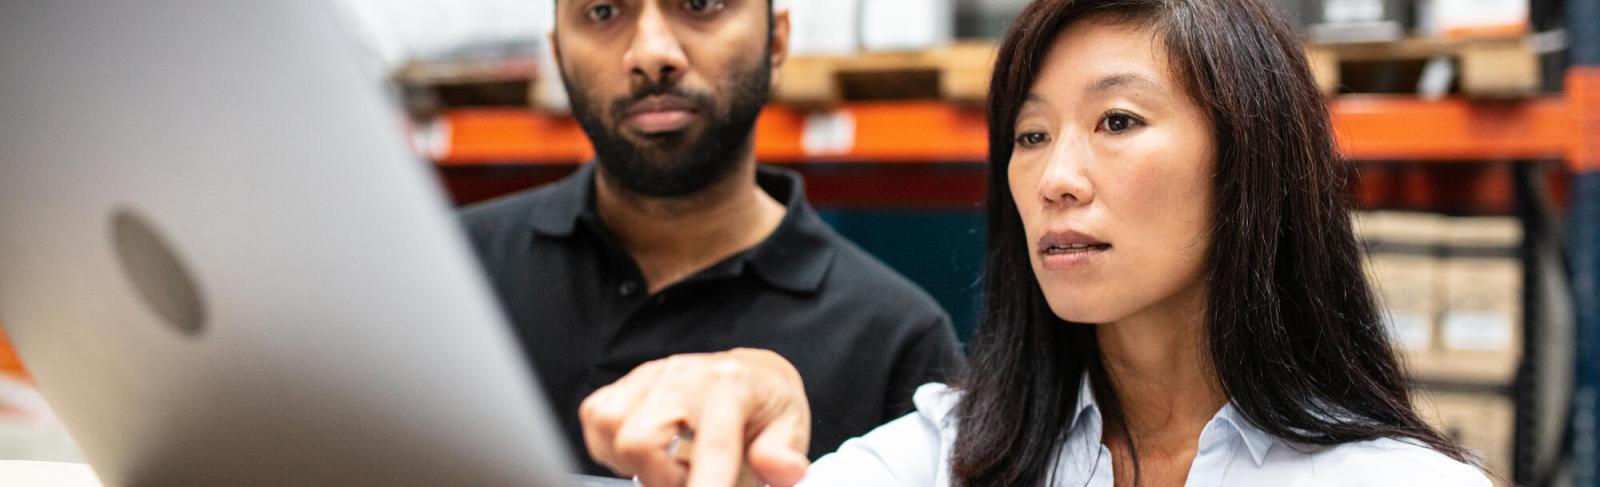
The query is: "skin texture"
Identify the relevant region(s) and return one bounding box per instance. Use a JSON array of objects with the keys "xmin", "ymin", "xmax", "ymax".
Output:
[
  {"xmin": 579, "ymin": 349, "xmax": 812, "ymax": 487},
  {"xmin": 551, "ymin": 0, "xmax": 790, "ymax": 293},
  {"xmin": 1008, "ymin": 18, "xmax": 1214, "ymax": 330},
  {"xmin": 1008, "ymin": 18, "xmax": 1224, "ymax": 486}
]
